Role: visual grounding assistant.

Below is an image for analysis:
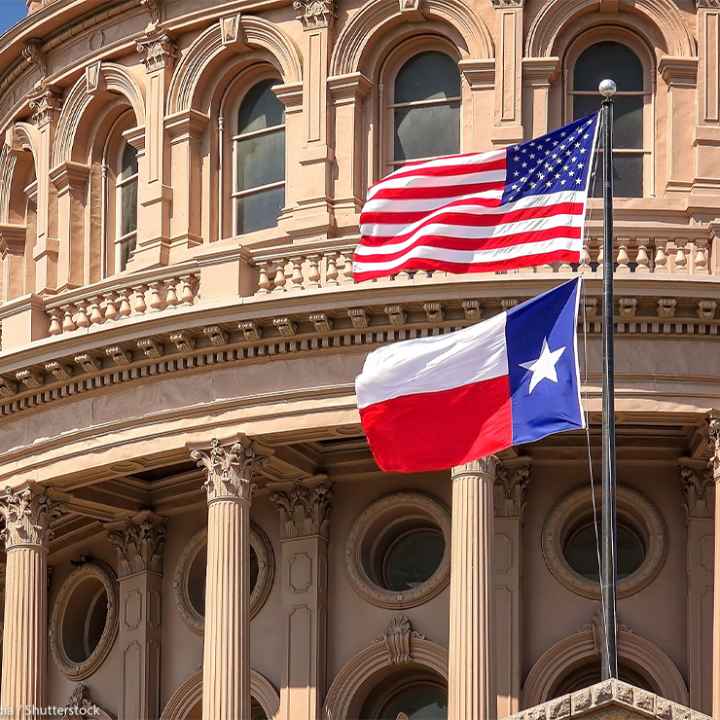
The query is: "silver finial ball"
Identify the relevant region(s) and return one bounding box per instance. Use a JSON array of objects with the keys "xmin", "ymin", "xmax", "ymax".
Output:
[{"xmin": 598, "ymin": 79, "xmax": 617, "ymax": 97}]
